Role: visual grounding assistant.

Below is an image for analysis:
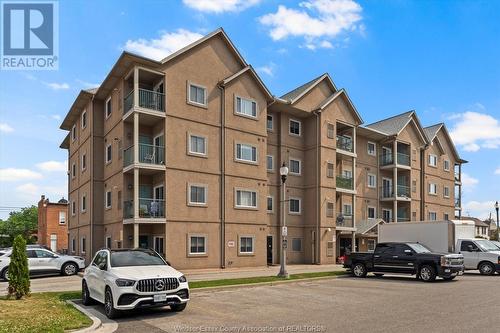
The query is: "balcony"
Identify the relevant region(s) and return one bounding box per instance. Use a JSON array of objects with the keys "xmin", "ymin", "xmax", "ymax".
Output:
[
  {"xmin": 123, "ymin": 143, "xmax": 165, "ymax": 168},
  {"xmin": 124, "ymin": 89, "xmax": 165, "ymax": 114},
  {"xmin": 397, "ymin": 215, "xmax": 411, "ymax": 222},
  {"xmin": 336, "ymin": 135, "xmax": 353, "ymax": 153},
  {"xmin": 380, "ymin": 153, "xmax": 410, "ymax": 167},
  {"xmin": 381, "ymin": 185, "xmax": 410, "ymax": 200},
  {"xmin": 454, "ymin": 172, "xmax": 461, "ymax": 183},
  {"xmin": 336, "ymin": 213, "xmax": 354, "ymax": 228},
  {"xmin": 124, "ymin": 198, "xmax": 165, "ymax": 219},
  {"xmin": 336, "ymin": 175, "xmax": 353, "ymax": 191}
]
